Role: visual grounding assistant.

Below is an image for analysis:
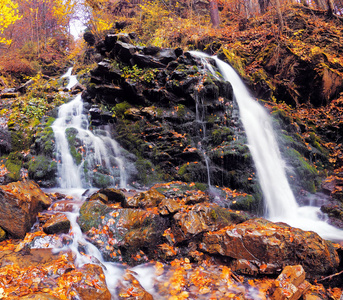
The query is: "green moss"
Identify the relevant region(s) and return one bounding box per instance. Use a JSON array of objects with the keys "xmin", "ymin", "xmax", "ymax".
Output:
[
  {"xmin": 0, "ymin": 227, "xmax": 6, "ymax": 241},
  {"xmin": 211, "ymin": 127, "xmax": 234, "ymax": 146},
  {"xmin": 230, "ymin": 194, "xmax": 257, "ymax": 212},
  {"xmin": 285, "ymin": 148, "xmax": 318, "ymax": 193},
  {"xmin": 210, "ymin": 209, "xmax": 218, "ymax": 220},
  {"xmin": 28, "ymin": 155, "xmax": 57, "ymax": 182},
  {"xmin": 78, "ymin": 200, "xmax": 112, "ymax": 232},
  {"xmin": 65, "ymin": 128, "xmax": 82, "ymax": 165},
  {"xmin": 112, "ymin": 101, "xmax": 132, "ymax": 118},
  {"xmin": 135, "ymin": 158, "xmax": 164, "ymax": 185},
  {"xmin": 92, "ymin": 173, "xmax": 112, "ymax": 188},
  {"xmin": 4, "ymin": 152, "xmax": 23, "ymax": 181}
]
